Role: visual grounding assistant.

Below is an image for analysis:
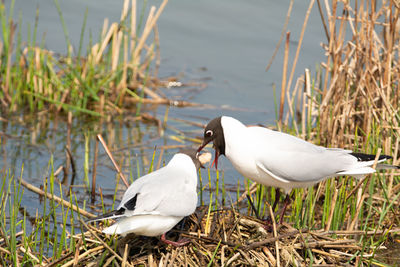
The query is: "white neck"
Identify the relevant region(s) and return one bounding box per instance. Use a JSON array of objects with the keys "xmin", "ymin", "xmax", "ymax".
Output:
[{"xmin": 221, "ymin": 116, "xmax": 247, "ymax": 156}]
